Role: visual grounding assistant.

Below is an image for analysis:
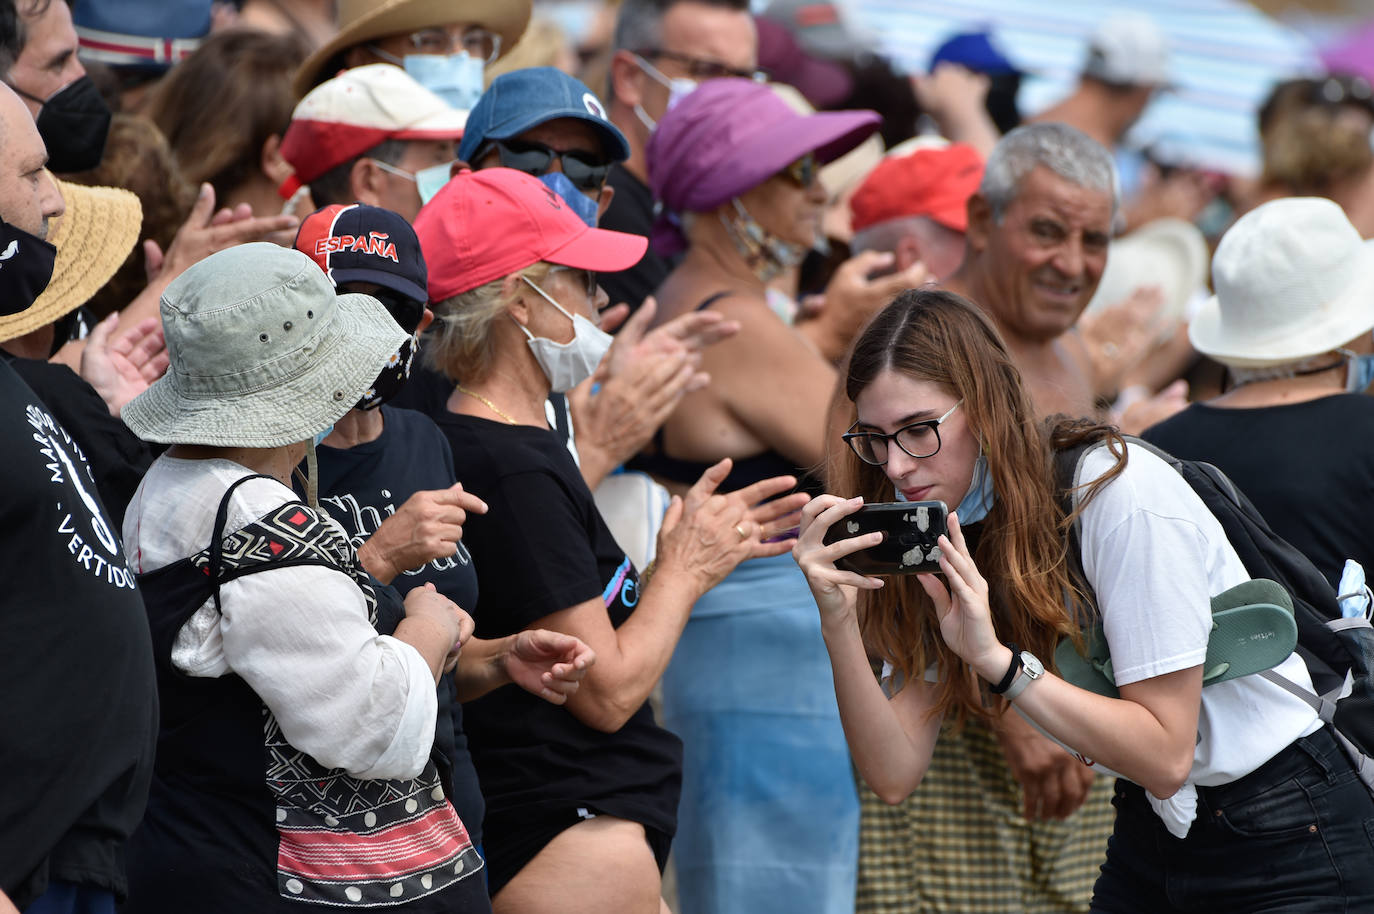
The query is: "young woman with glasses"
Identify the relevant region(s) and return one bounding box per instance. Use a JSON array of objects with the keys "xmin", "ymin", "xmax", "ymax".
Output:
[
  {"xmin": 795, "ymin": 288, "xmax": 1374, "ymax": 913},
  {"xmin": 628, "ymin": 78, "xmax": 883, "ymax": 914}
]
